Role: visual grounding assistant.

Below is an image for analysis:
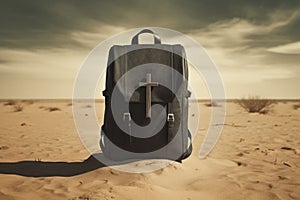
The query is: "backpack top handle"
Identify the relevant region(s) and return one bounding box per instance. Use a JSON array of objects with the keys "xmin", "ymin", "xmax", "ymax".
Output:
[{"xmin": 131, "ymin": 29, "xmax": 161, "ymax": 45}]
